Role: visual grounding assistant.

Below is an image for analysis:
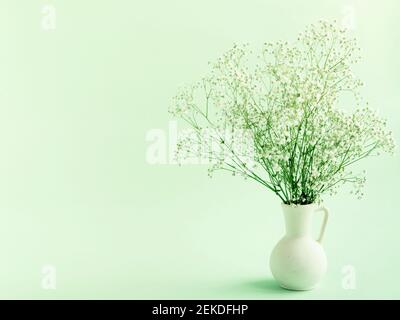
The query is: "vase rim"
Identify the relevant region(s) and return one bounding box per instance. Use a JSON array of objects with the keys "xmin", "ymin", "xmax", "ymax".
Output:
[{"xmin": 281, "ymin": 203, "xmax": 318, "ymax": 209}]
